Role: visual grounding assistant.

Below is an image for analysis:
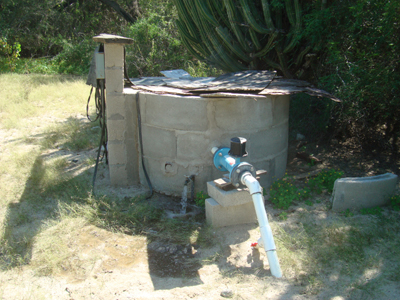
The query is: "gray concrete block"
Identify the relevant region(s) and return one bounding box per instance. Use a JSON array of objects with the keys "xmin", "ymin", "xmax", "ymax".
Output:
[
  {"xmin": 107, "ymin": 120, "xmax": 127, "ymax": 141},
  {"xmin": 272, "ymin": 96, "xmax": 290, "ymax": 126},
  {"xmin": 106, "ymin": 94, "xmax": 126, "ymax": 119},
  {"xmin": 124, "ymin": 94, "xmax": 138, "ymax": 140},
  {"xmin": 138, "ymin": 156, "xmax": 214, "ymax": 196},
  {"xmin": 245, "ymin": 122, "xmax": 288, "ymax": 160},
  {"xmin": 141, "ymin": 125, "xmax": 177, "ymax": 158},
  {"xmin": 144, "ymin": 94, "xmax": 208, "ymax": 131},
  {"xmin": 107, "ymin": 141, "xmax": 127, "ymax": 166},
  {"xmin": 109, "ymin": 164, "xmax": 129, "ymax": 186},
  {"xmin": 331, "ymin": 173, "xmax": 398, "ymax": 211},
  {"xmin": 213, "ymin": 97, "xmax": 274, "ymax": 131},
  {"xmin": 274, "ymin": 149, "xmax": 288, "ymax": 179},
  {"xmin": 104, "ymin": 44, "xmax": 124, "ymax": 68},
  {"xmin": 104, "ymin": 76, "xmax": 289, "ymax": 193},
  {"xmin": 105, "ymin": 68, "xmax": 124, "ymax": 93},
  {"xmin": 177, "ymin": 132, "xmax": 210, "ymax": 161},
  {"xmin": 206, "ymin": 198, "xmax": 257, "ymax": 228},
  {"xmin": 125, "ymin": 138, "xmax": 139, "ymax": 185},
  {"xmin": 207, "ymin": 181, "xmax": 253, "ymax": 207}
]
